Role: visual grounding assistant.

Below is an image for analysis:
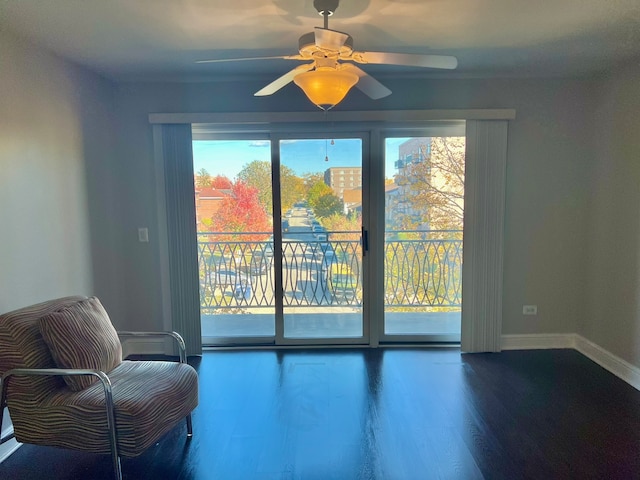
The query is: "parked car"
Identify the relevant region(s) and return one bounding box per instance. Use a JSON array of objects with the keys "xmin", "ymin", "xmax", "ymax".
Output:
[
  {"xmin": 282, "ymin": 219, "xmax": 290, "ymax": 232},
  {"xmin": 246, "ymin": 252, "xmax": 271, "ymax": 275},
  {"xmin": 207, "ymin": 268, "xmax": 252, "ymax": 301},
  {"xmin": 328, "ymin": 271, "xmax": 359, "ymax": 304},
  {"xmin": 263, "ymin": 236, "xmax": 274, "ymax": 257},
  {"xmin": 314, "ymin": 242, "xmax": 336, "ymax": 270}
]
